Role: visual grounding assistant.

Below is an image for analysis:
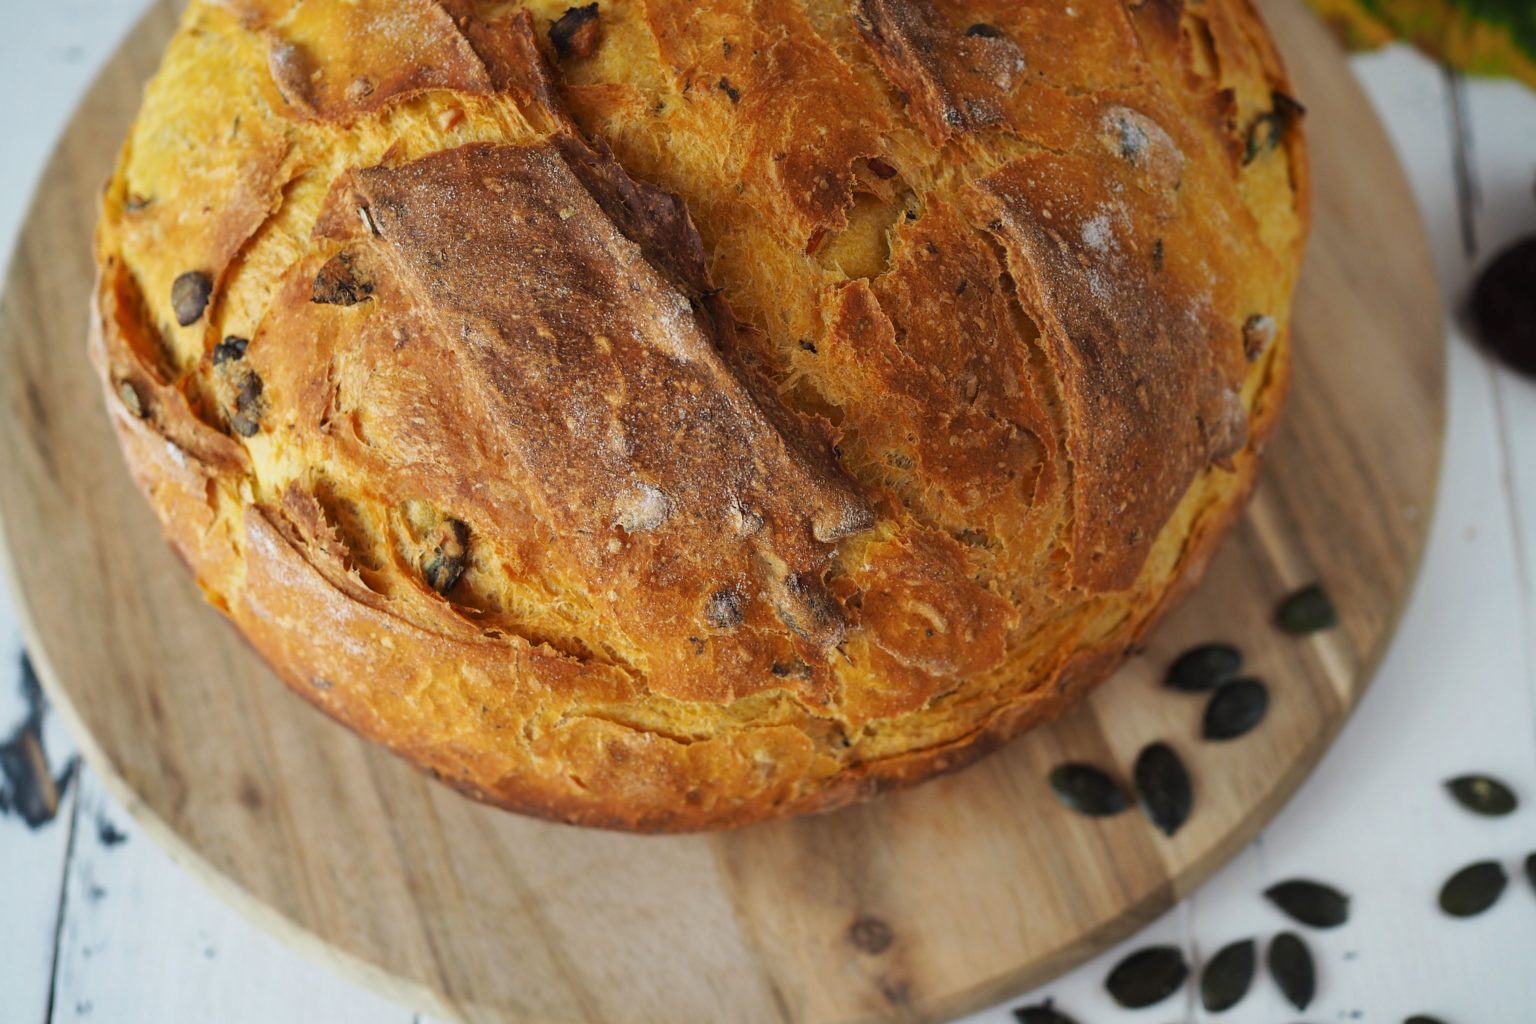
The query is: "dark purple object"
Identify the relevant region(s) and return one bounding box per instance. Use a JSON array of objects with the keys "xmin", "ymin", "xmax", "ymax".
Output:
[{"xmin": 1471, "ymin": 236, "xmax": 1536, "ymax": 378}]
